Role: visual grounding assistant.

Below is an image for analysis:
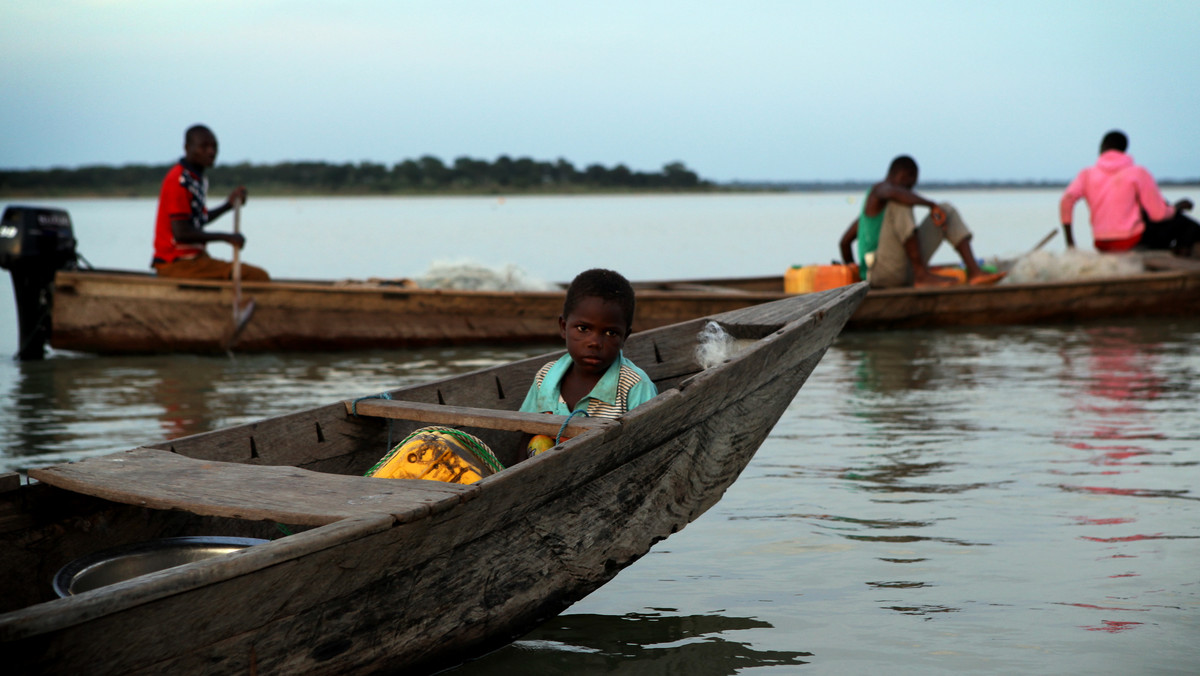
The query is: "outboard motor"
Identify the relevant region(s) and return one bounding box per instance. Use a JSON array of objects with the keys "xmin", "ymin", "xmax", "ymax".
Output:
[{"xmin": 0, "ymin": 206, "xmax": 78, "ymax": 360}]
